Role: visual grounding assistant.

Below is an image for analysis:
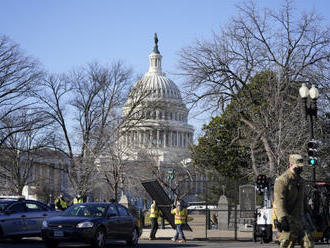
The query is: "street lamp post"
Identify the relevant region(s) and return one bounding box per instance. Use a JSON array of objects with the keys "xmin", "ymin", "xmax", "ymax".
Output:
[
  {"xmin": 160, "ymin": 168, "xmax": 175, "ymax": 229},
  {"xmin": 299, "ymin": 83, "xmax": 319, "ymax": 183},
  {"xmin": 167, "ymin": 168, "xmax": 175, "ymax": 201}
]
